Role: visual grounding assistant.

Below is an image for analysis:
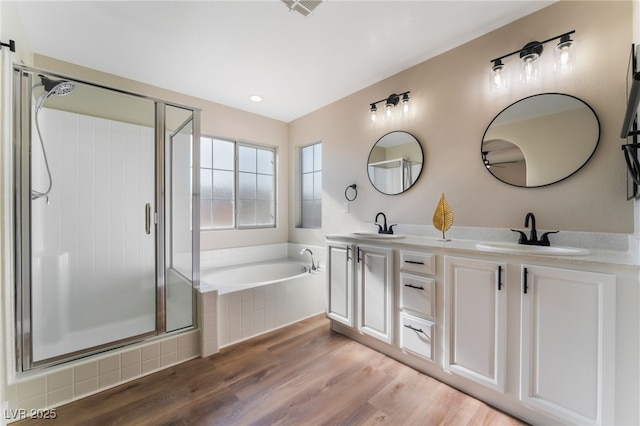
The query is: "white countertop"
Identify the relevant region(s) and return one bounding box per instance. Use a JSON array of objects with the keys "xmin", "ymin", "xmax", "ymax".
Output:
[{"xmin": 326, "ymin": 233, "xmax": 639, "ymax": 269}]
